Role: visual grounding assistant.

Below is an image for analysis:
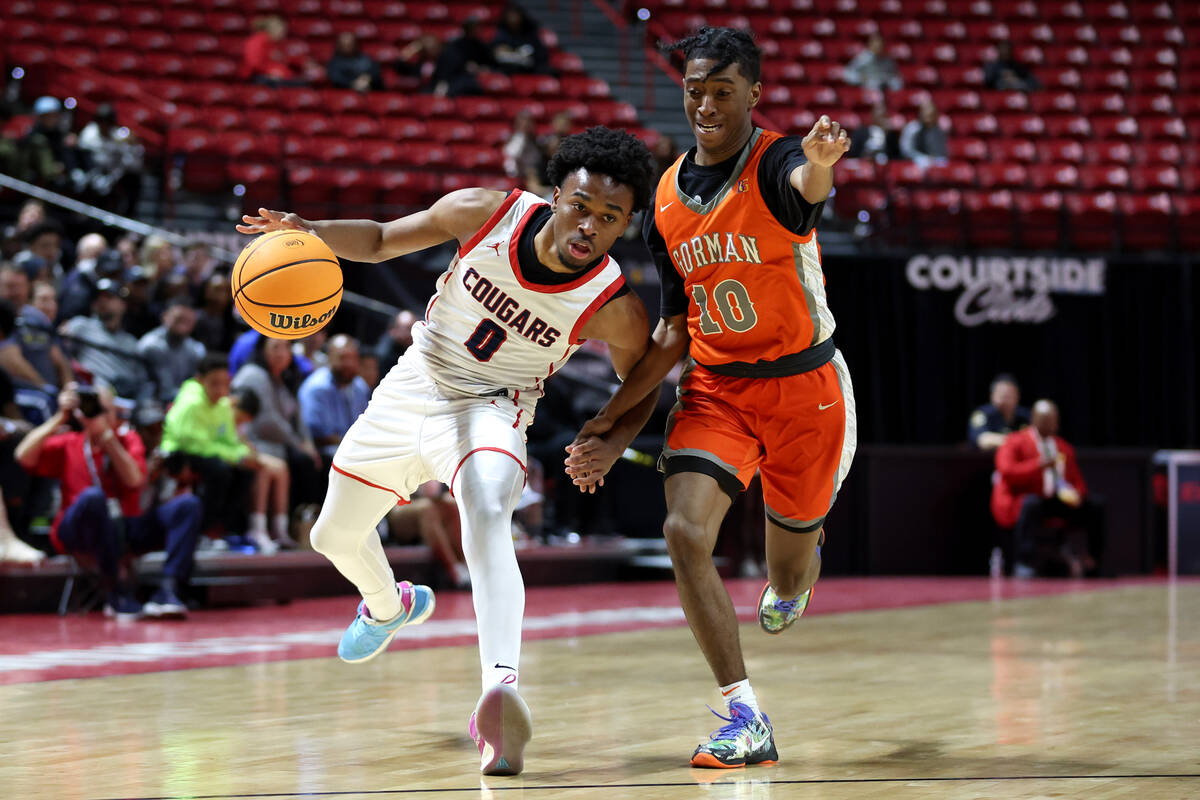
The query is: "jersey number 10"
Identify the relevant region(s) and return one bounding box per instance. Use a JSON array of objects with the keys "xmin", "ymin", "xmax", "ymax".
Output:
[{"xmin": 691, "ymin": 279, "xmax": 758, "ymax": 335}]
